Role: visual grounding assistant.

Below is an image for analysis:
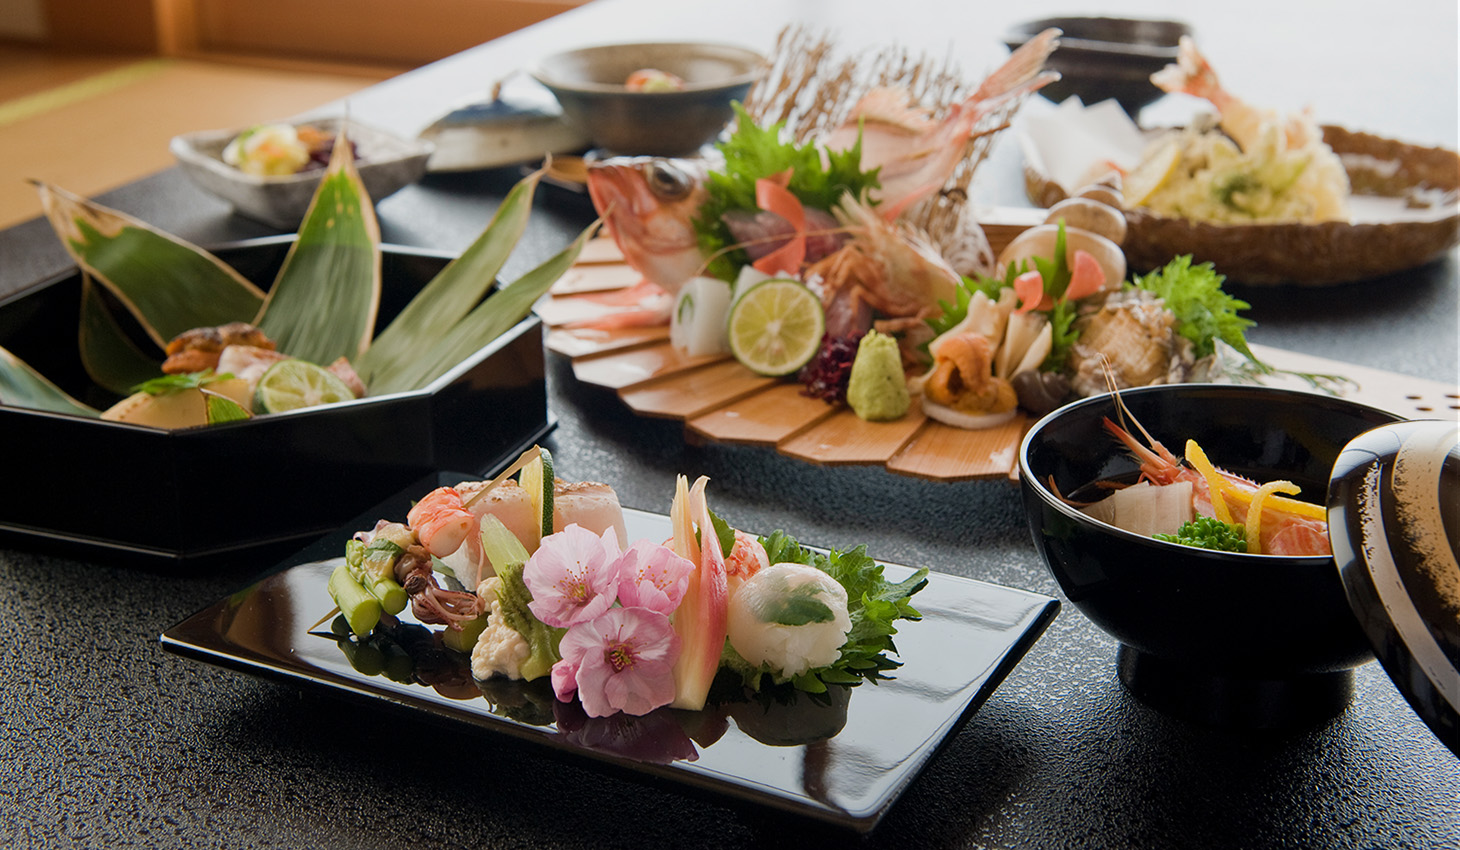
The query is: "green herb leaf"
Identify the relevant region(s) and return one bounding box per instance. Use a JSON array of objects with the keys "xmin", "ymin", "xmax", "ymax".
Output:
[
  {"xmin": 1129, "ymin": 255, "xmax": 1259, "ymax": 363},
  {"xmin": 744, "ymin": 530, "xmax": 928, "ymax": 694},
  {"xmin": 693, "ymin": 104, "xmax": 880, "ymax": 280},
  {"xmin": 130, "ymin": 370, "xmax": 233, "ymax": 396}
]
